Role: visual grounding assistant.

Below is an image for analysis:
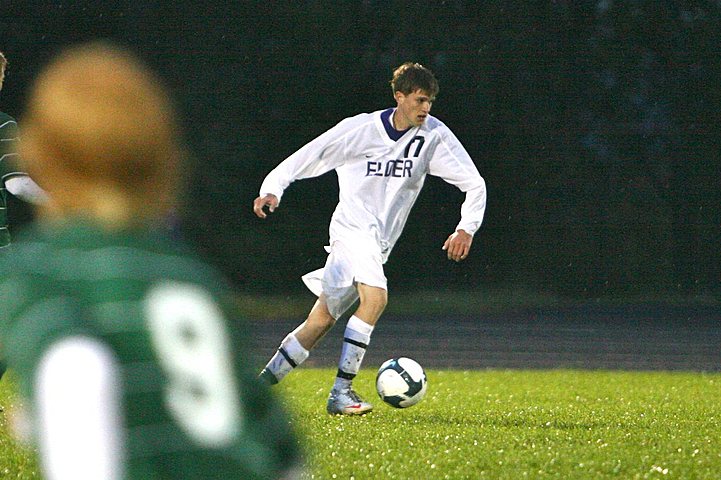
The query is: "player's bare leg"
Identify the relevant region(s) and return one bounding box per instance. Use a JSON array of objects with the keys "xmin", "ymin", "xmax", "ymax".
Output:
[
  {"xmin": 259, "ymin": 295, "xmax": 335, "ymax": 385},
  {"xmin": 327, "ymin": 283, "xmax": 387, "ymax": 415},
  {"xmin": 295, "ymin": 296, "xmax": 336, "ymax": 350},
  {"xmin": 354, "ymin": 283, "xmax": 387, "ymax": 326}
]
